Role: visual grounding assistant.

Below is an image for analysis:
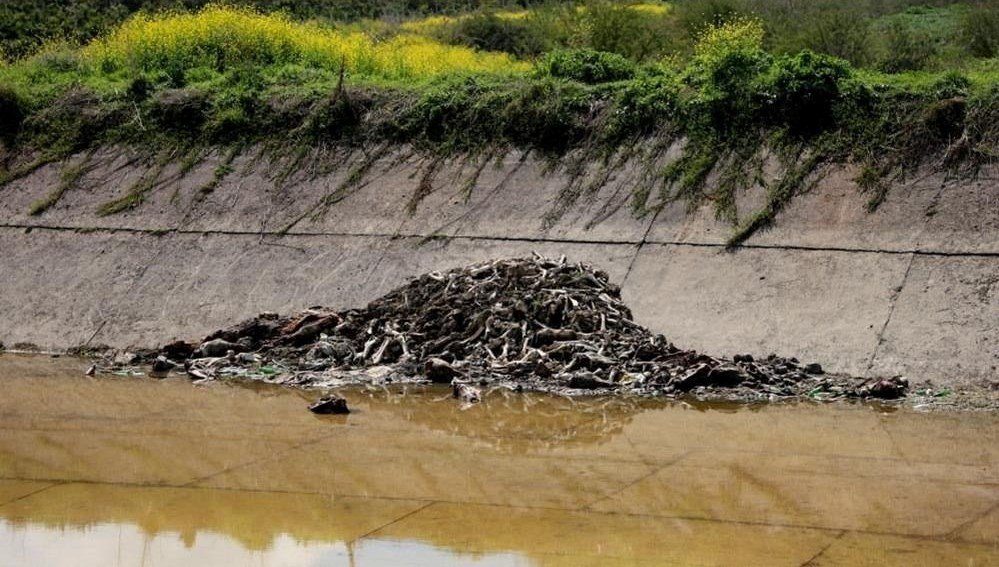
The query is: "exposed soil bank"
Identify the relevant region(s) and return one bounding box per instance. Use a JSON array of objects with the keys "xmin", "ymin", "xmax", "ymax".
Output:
[{"xmin": 0, "ymin": 145, "xmax": 996, "ymax": 395}]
